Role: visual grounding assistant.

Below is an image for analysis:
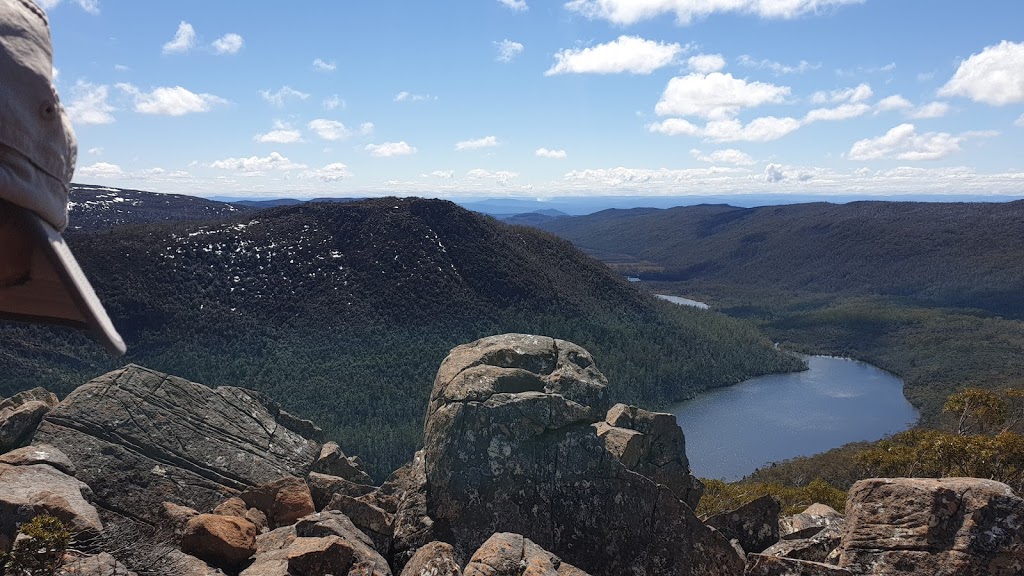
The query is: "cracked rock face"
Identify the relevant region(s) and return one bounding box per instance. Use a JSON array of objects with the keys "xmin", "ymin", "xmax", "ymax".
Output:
[
  {"xmin": 837, "ymin": 477, "xmax": 1024, "ymax": 575},
  {"xmin": 423, "ymin": 334, "xmax": 744, "ymax": 576},
  {"xmin": 32, "ymin": 364, "xmax": 322, "ymax": 523}
]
